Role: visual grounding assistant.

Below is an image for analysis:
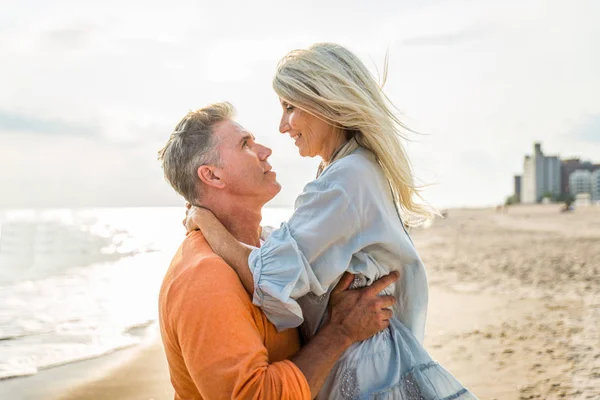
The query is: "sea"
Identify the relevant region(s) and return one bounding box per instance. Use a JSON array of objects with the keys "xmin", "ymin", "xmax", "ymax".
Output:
[{"xmin": 0, "ymin": 206, "xmax": 293, "ymax": 381}]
